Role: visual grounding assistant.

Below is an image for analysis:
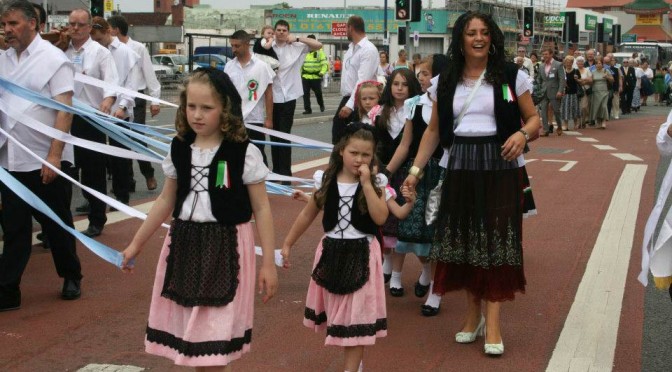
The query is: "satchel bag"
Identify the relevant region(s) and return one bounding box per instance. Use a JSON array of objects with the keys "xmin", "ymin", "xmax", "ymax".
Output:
[{"xmin": 425, "ymin": 70, "xmax": 485, "ymax": 225}]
